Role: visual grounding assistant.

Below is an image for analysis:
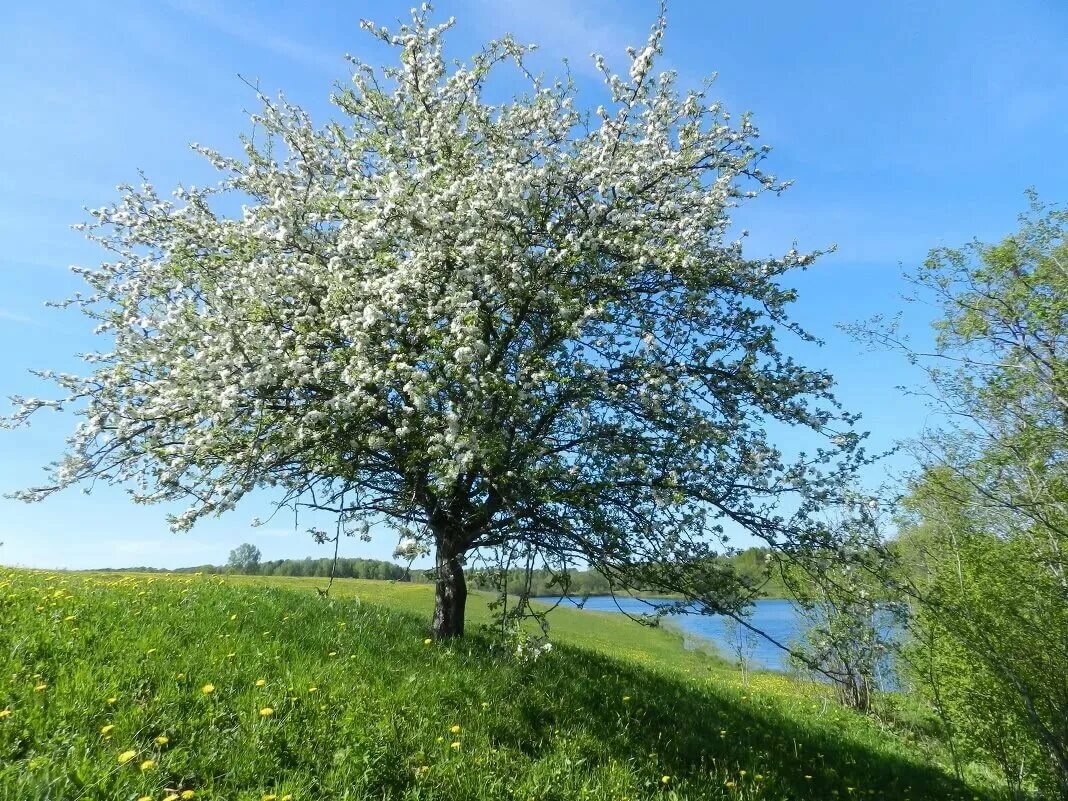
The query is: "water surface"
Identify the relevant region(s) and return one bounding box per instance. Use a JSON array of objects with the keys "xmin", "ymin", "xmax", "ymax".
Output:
[{"xmin": 538, "ymin": 595, "xmax": 804, "ymax": 671}]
